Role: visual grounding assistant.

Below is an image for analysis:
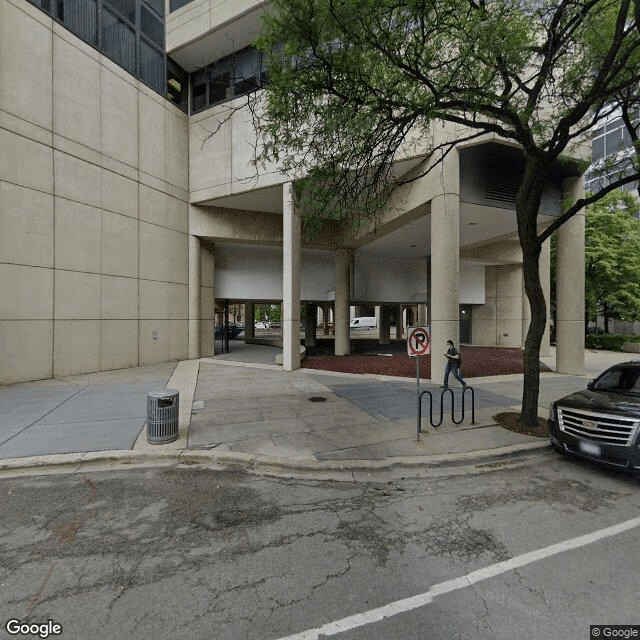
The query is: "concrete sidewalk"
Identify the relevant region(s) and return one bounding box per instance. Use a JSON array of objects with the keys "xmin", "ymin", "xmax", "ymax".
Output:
[{"xmin": 0, "ymin": 346, "xmax": 631, "ymax": 478}]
